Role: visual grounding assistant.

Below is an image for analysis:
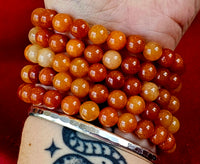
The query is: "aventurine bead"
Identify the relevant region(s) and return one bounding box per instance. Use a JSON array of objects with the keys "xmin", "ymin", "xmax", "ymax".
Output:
[
  {"xmin": 158, "ymin": 133, "xmax": 176, "ymax": 151},
  {"xmin": 150, "ymin": 126, "xmax": 168, "ymax": 145},
  {"xmin": 28, "ymin": 27, "xmax": 40, "ymax": 44},
  {"xmin": 126, "ymin": 35, "xmax": 145, "ymax": 53},
  {"xmin": 138, "ymin": 62, "xmax": 157, "ymax": 81},
  {"xmin": 121, "ymin": 56, "xmax": 140, "ymax": 74},
  {"xmin": 156, "ymin": 110, "xmax": 173, "ymax": 128},
  {"xmin": 167, "ymin": 95, "xmax": 180, "ymax": 114},
  {"xmin": 28, "ymin": 65, "xmax": 41, "ymax": 83},
  {"xmin": 25, "ymin": 44, "xmax": 42, "ymax": 63},
  {"xmin": 143, "ymin": 41, "xmax": 162, "ymax": 61},
  {"xmin": 135, "ymin": 120, "xmax": 154, "ymax": 139},
  {"xmin": 52, "ymin": 13, "xmax": 73, "ymax": 32},
  {"xmin": 88, "ymin": 25, "xmax": 108, "ymax": 44},
  {"xmin": 167, "ymin": 116, "xmax": 180, "ymax": 134},
  {"xmin": 53, "ymin": 72, "xmax": 72, "ymax": 92},
  {"xmin": 43, "ymin": 90, "xmax": 62, "ymax": 109},
  {"xmin": 123, "ymin": 77, "xmax": 141, "ymax": 96},
  {"xmin": 102, "ymin": 50, "xmax": 122, "ymax": 70},
  {"xmin": 49, "ymin": 34, "xmax": 68, "ymax": 53},
  {"xmin": 140, "ymin": 82, "xmax": 159, "ymax": 102},
  {"xmin": 79, "ymin": 101, "xmax": 100, "ymax": 121},
  {"xmin": 126, "ymin": 95, "xmax": 145, "ymax": 115},
  {"xmin": 30, "ymin": 86, "xmax": 46, "ymax": 105},
  {"xmin": 61, "ymin": 96, "xmax": 81, "ymax": 115},
  {"xmin": 35, "ymin": 28, "xmax": 53, "ymax": 47},
  {"xmin": 70, "ymin": 19, "xmax": 89, "ymax": 38},
  {"xmin": 141, "ymin": 102, "xmax": 160, "ymax": 120},
  {"xmin": 88, "ymin": 63, "xmax": 107, "ymax": 82},
  {"xmin": 89, "ymin": 84, "xmax": 109, "ymax": 104},
  {"xmin": 107, "ymin": 31, "xmax": 126, "ymax": 50},
  {"xmin": 39, "ymin": 67, "xmax": 56, "ymax": 85},
  {"xmin": 37, "ymin": 48, "xmax": 55, "ymax": 67},
  {"xmin": 107, "ymin": 90, "xmax": 127, "ymax": 110},
  {"xmin": 154, "ymin": 68, "xmax": 171, "ymax": 86},
  {"xmin": 21, "ymin": 65, "xmax": 33, "ymax": 83},
  {"xmin": 70, "ymin": 58, "xmax": 89, "ymax": 77},
  {"xmin": 168, "ymin": 73, "xmax": 181, "ymax": 89},
  {"xmin": 66, "ymin": 39, "xmax": 85, "ymax": 58},
  {"xmin": 71, "ymin": 78, "xmax": 90, "ymax": 98},
  {"xmin": 105, "ymin": 70, "xmax": 125, "ymax": 89},
  {"xmin": 158, "ymin": 48, "xmax": 175, "ymax": 67},
  {"xmin": 156, "ymin": 89, "xmax": 171, "ymax": 107},
  {"xmin": 98, "ymin": 107, "xmax": 118, "ymax": 127},
  {"xmin": 20, "ymin": 84, "xmax": 34, "ymax": 103},
  {"xmin": 117, "ymin": 113, "xmax": 137, "ymax": 133},
  {"xmin": 84, "ymin": 45, "xmax": 103, "ymax": 63},
  {"xmin": 52, "ymin": 53, "xmax": 70, "ymax": 72},
  {"xmin": 170, "ymin": 53, "xmax": 184, "ymax": 73}
]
